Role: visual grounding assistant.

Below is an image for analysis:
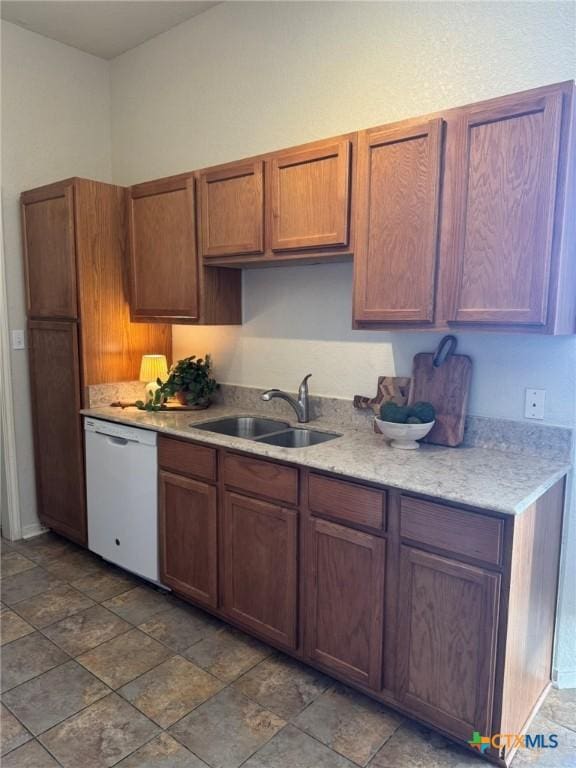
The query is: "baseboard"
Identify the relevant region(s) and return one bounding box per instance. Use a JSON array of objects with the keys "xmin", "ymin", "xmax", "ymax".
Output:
[
  {"xmin": 21, "ymin": 522, "xmax": 49, "ymax": 540},
  {"xmin": 553, "ymin": 670, "xmax": 576, "ymax": 689}
]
